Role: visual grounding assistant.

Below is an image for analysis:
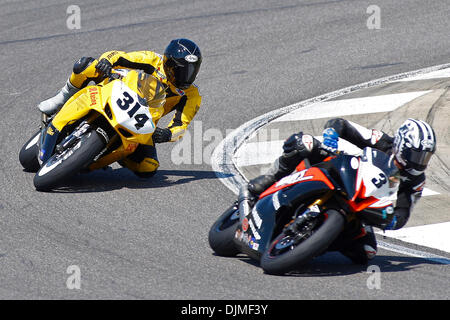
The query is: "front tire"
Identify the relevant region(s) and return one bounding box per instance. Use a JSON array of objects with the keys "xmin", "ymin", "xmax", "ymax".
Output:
[
  {"xmin": 208, "ymin": 202, "xmax": 240, "ymax": 257},
  {"xmin": 261, "ymin": 209, "xmax": 345, "ymax": 275},
  {"xmin": 33, "ymin": 130, "xmax": 105, "ymax": 191},
  {"xmin": 19, "ymin": 130, "xmax": 41, "ymax": 172}
]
